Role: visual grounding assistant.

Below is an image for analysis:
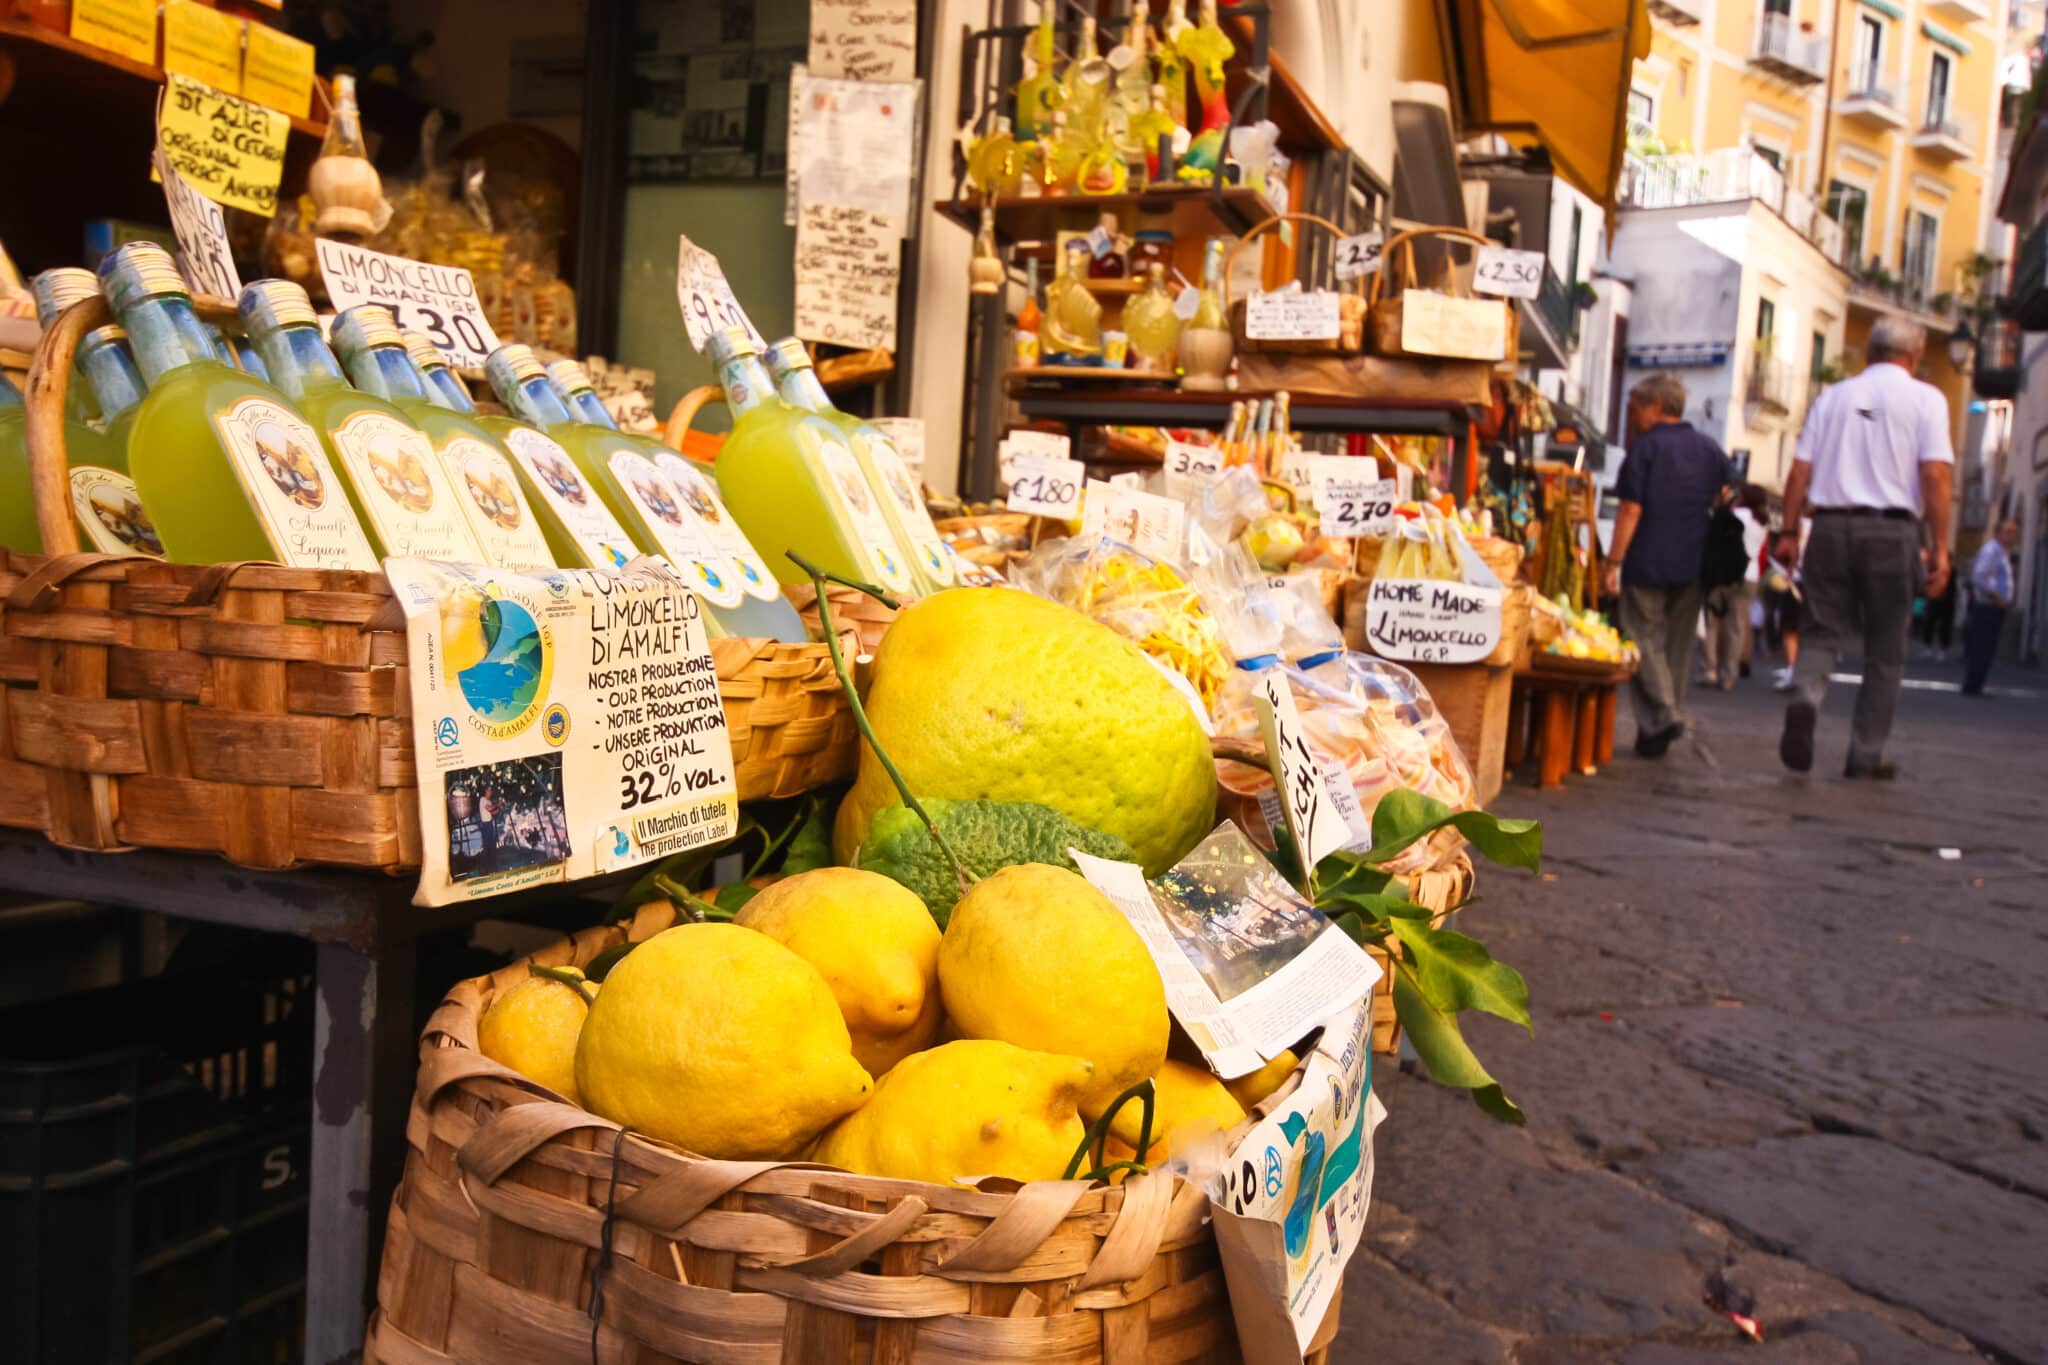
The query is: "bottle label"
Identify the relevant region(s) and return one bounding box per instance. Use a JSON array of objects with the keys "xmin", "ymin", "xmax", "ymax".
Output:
[
  {"xmin": 210, "ymin": 396, "xmax": 379, "ymax": 571},
  {"xmin": 439, "ymin": 435, "xmax": 557, "ymax": 571},
  {"xmin": 605, "ymin": 447, "xmax": 745, "ymax": 608},
  {"xmin": 816, "ymin": 436, "xmax": 914, "ymax": 594},
  {"xmin": 860, "ymin": 433, "xmax": 955, "ymax": 588},
  {"xmin": 329, "ymin": 409, "xmax": 484, "ymax": 564},
  {"xmin": 68, "ymin": 467, "xmax": 165, "ymax": 559},
  {"xmin": 654, "ymin": 452, "xmax": 784, "ymax": 604},
  {"xmin": 502, "ymin": 427, "xmax": 637, "ymax": 571}
]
